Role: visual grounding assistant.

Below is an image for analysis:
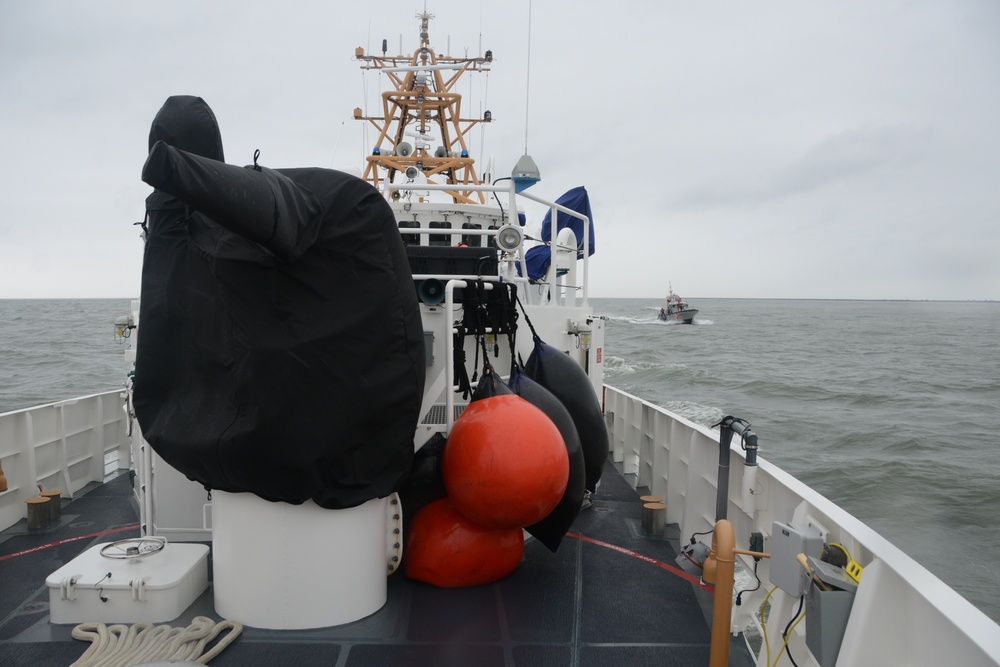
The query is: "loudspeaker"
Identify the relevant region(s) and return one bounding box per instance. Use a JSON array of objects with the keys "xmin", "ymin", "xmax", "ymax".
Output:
[
  {"xmin": 396, "ymin": 142, "xmax": 413, "ymax": 157},
  {"xmin": 417, "ymin": 279, "xmax": 446, "ymax": 306}
]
